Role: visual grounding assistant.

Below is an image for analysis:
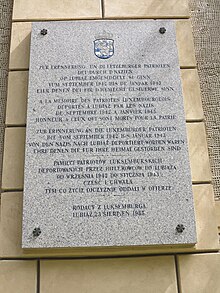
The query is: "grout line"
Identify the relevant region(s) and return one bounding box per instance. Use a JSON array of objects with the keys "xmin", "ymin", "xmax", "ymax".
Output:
[
  {"xmin": 12, "ymin": 18, "xmax": 103, "ymax": 23},
  {"xmin": 192, "ymin": 182, "xmax": 213, "ymax": 186},
  {"xmin": 101, "ymin": 17, "xmax": 190, "ymax": 20},
  {"xmin": 1, "ymin": 180, "xmax": 212, "ymax": 194},
  {"xmin": 174, "ymin": 255, "xmax": 181, "ymax": 293},
  {"xmin": 101, "ymin": 0, "xmax": 105, "ymax": 18},
  {"xmin": 2, "ymin": 180, "xmax": 212, "ymax": 193},
  {"xmin": 0, "ymin": 250, "xmax": 219, "ymax": 261},
  {"xmin": 37, "ymin": 260, "xmax": 40, "ymax": 293},
  {"xmin": 186, "ymin": 119, "xmax": 205, "ymax": 123},
  {"xmin": 9, "ymin": 68, "xmax": 29, "ymax": 72},
  {"xmin": 180, "ymin": 66, "xmax": 197, "ymax": 69},
  {"xmin": 1, "ymin": 189, "xmax": 23, "ymax": 193},
  {"xmin": 1, "ymin": 182, "xmax": 212, "ymax": 194},
  {"xmin": 9, "ymin": 68, "xmax": 197, "ymax": 72},
  {"xmin": 4, "ymin": 120, "xmax": 205, "ymax": 129},
  {"xmin": 11, "ymin": 17, "xmax": 190, "ymax": 23},
  {"xmin": 0, "ymin": 258, "xmax": 39, "ymax": 261},
  {"xmin": 5, "ymin": 124, "xmax": 26, "ymax": 128},
  {"xmin": 192, "ymin": 181, "xmax": 212, "ymax": 185}
]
